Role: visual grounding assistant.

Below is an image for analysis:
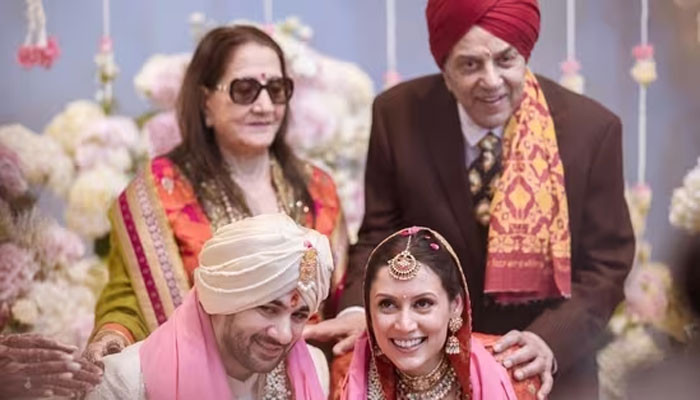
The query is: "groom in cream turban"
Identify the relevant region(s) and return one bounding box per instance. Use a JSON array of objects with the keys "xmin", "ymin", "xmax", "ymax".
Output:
[{"xmin": 86, "ymin": 213, "xmax": 334, "ymax": 400}]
